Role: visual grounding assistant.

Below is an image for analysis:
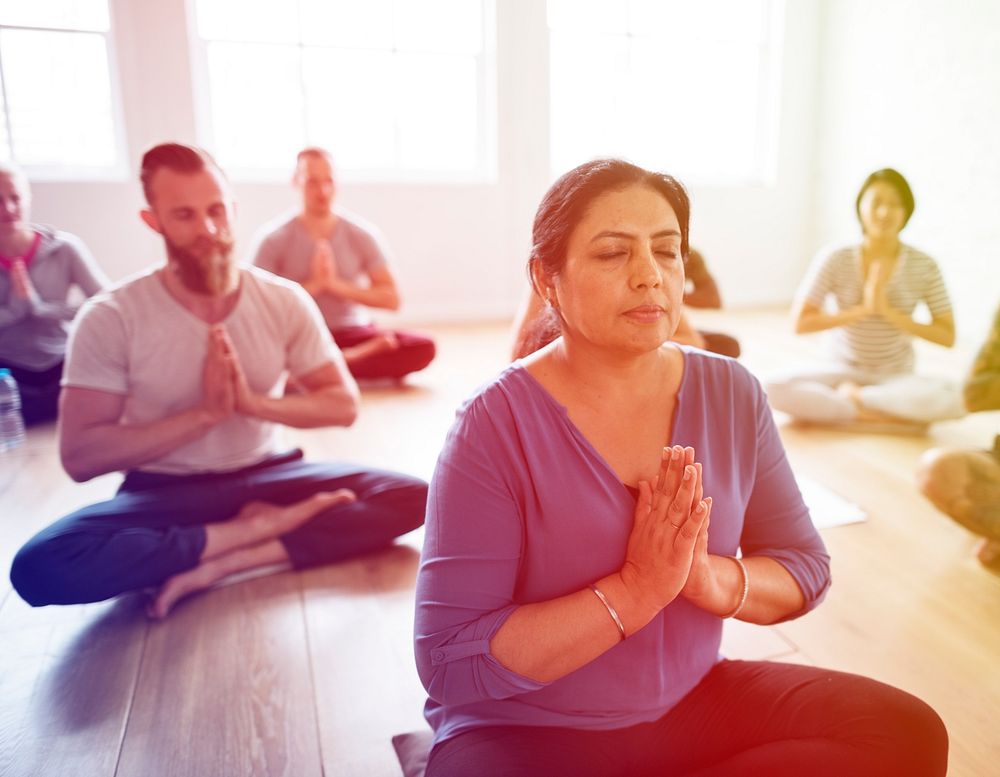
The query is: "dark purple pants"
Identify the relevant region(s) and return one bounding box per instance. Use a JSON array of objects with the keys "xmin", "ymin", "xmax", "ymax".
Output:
[{"xmin": 427, "ymin": 659, "xmax": 947, "ymax": 777}]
